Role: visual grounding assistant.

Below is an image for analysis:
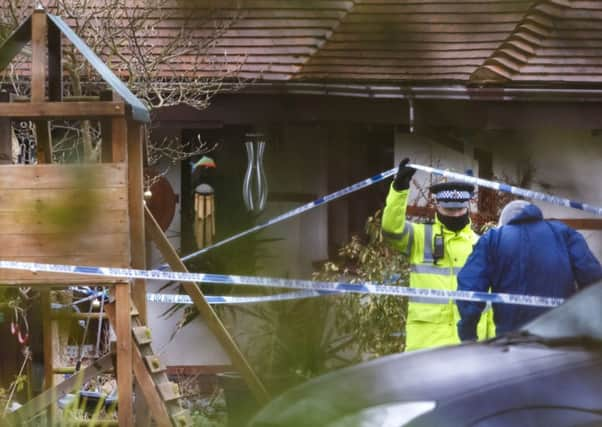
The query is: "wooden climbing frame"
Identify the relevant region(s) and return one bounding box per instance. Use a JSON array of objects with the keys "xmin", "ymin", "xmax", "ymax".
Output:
[{"xmin": 0, "ymin": 7, "xmax": 267, "ymax": 426}]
